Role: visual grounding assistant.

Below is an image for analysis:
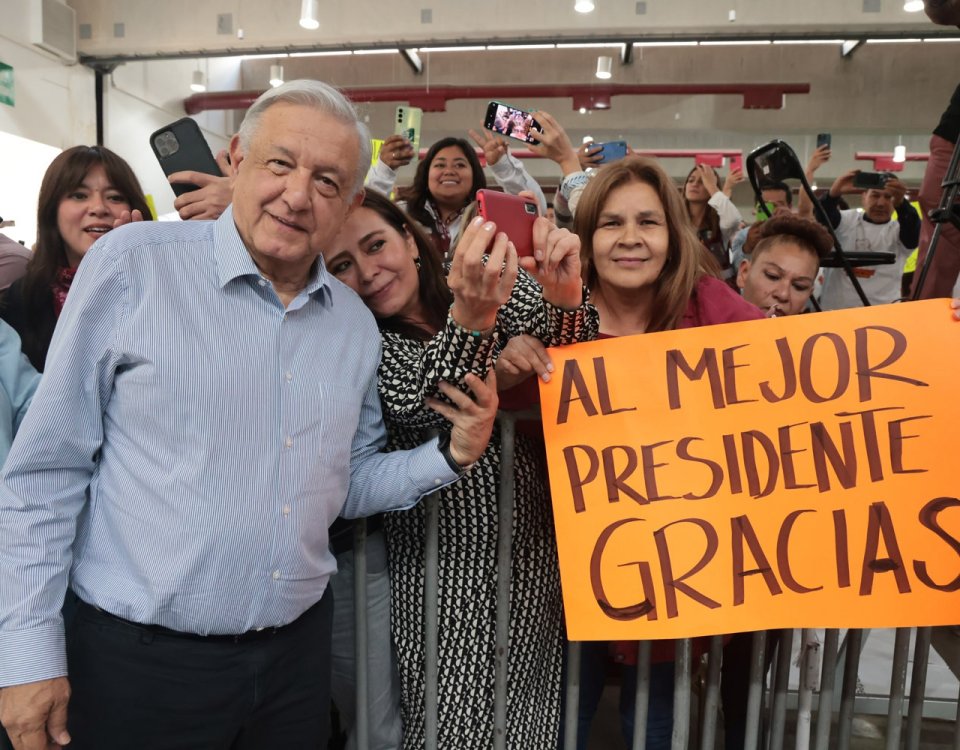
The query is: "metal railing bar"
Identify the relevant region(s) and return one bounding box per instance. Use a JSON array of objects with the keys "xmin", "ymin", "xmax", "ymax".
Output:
[
  {"xmin": 905, "ymin": 627, "xmax": 932, "ymax": 750},
  {"xmin": 813, "ymin": 629, "xmax": 839, "ymax": 750},
  {"xmin": 353, "ymin": 518, "xmax": 370, "ymax": 750},
  {"xmin": 885, "ymin": 627, "xmax": 912, "ymax": 750},
  {"xmin": 699, "ymin": 635, "xmax": 723, "ymax": 750},
  {"xmin": 423, "ymin": 493, "xmax": 440, "ymax": 750},
  {"xmin": 768, "ymin": 628, "xmax": 794, "ymax": 750},
  {"xmin": 563, "ymin": 641, "xmax": 582, "ymax": 750},
  {"xmin": 493, "ymin": 416, "xmax": 518, "ymax": 750},
  {"xmin": 631, "ymin": 640, "xmax": 653, "ymax": 750},
  {"xmin": 743, "ymin": 630, "xmax": 768, "ymax": 750},
  {"xmin": 794, "ymin": 629, "xmax": 818, "ymax": 750},
  {"xmin": 672, "ymin": 639, "xmax": 692, "ymax": 750},
  {"xmin": 836, "ymin": 629, "xmax": 863, "ymax": 750}
]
